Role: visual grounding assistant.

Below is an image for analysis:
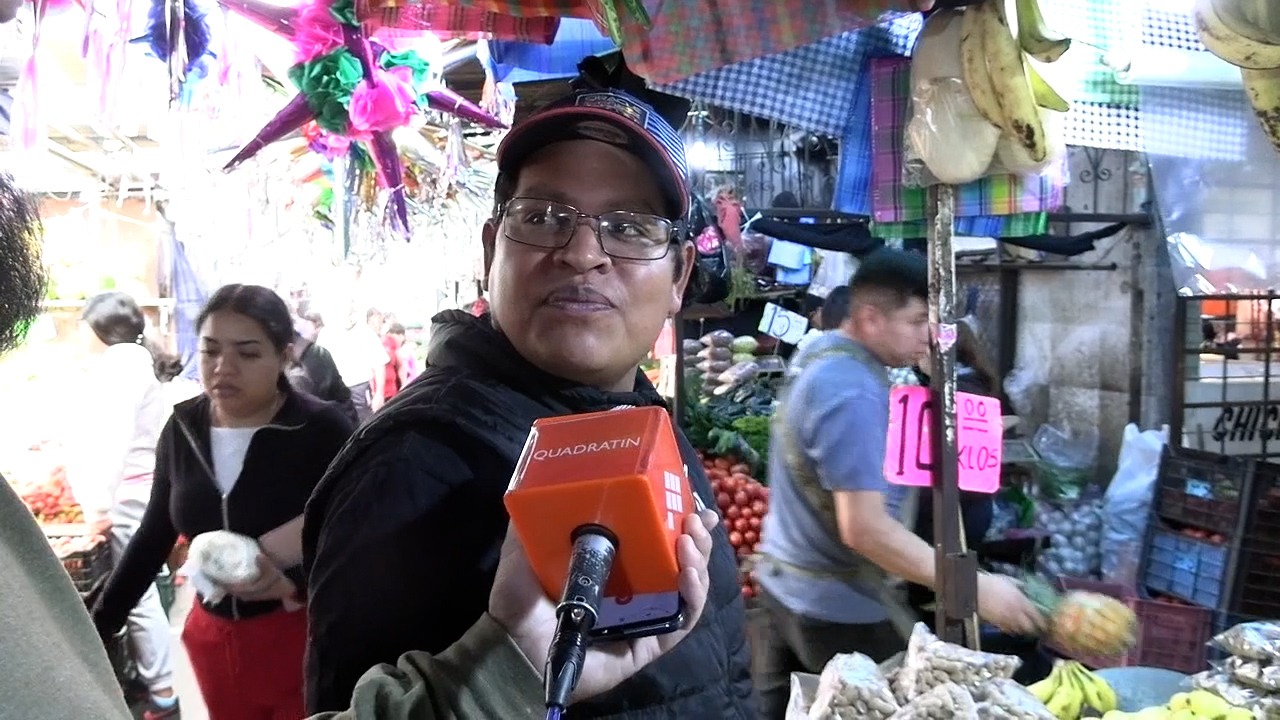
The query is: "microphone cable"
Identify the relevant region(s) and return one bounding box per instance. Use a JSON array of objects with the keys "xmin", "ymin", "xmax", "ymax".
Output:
[{"xmin": 544, "ymin": 525, "xmax": 618, "ymax": 719}]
